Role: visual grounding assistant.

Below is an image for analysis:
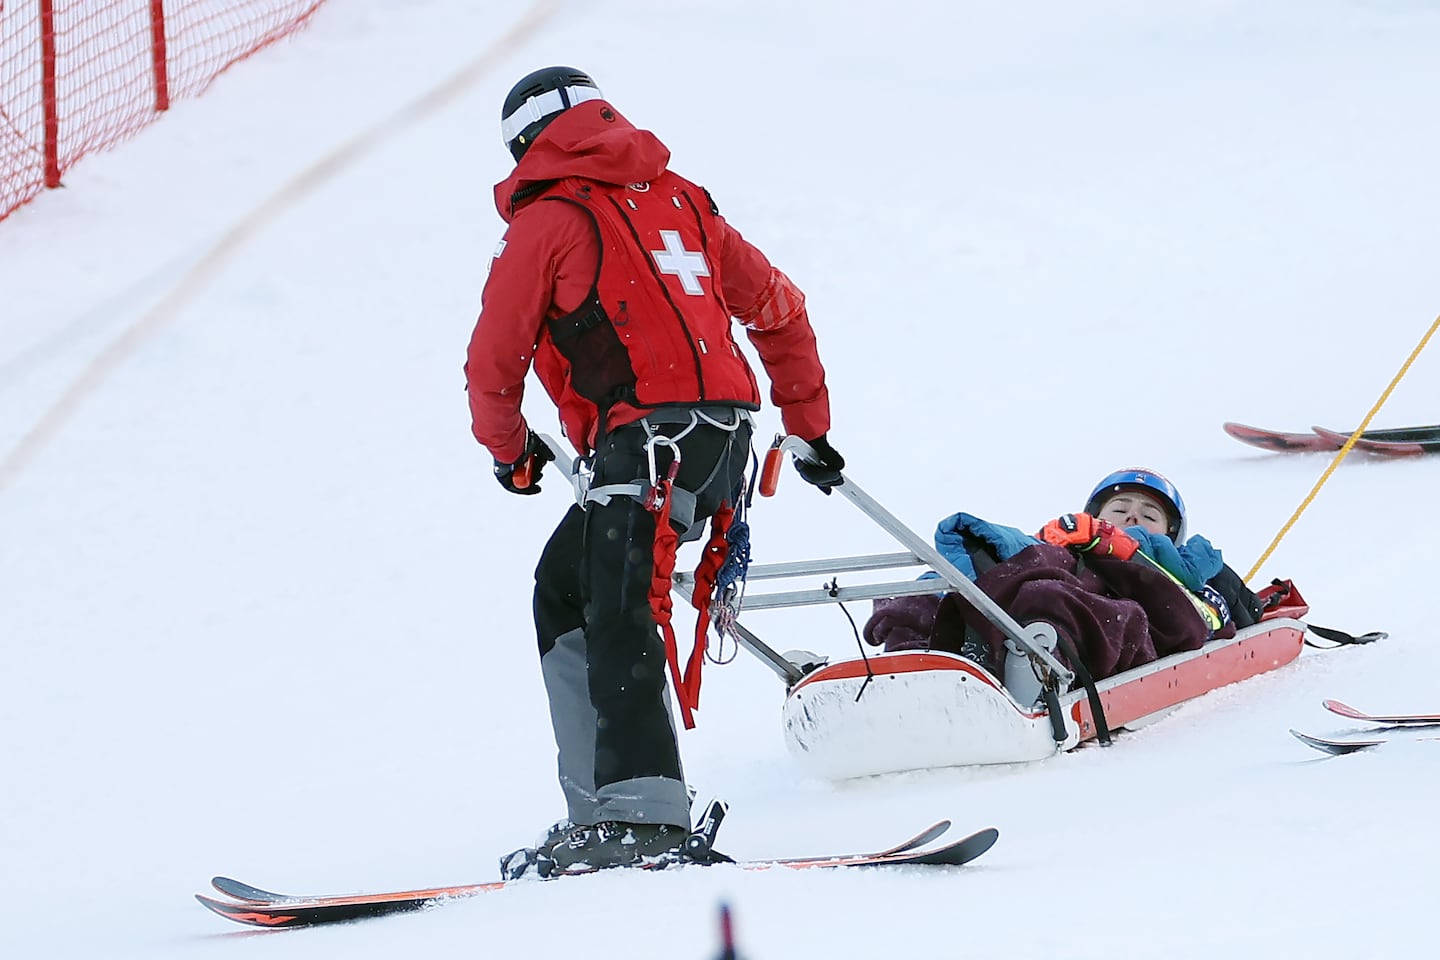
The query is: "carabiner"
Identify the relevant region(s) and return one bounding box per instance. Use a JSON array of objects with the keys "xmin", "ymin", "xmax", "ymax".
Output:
[{"xmin": 642, "ymin": 435, "xmax": 682, "ymax": 512}]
